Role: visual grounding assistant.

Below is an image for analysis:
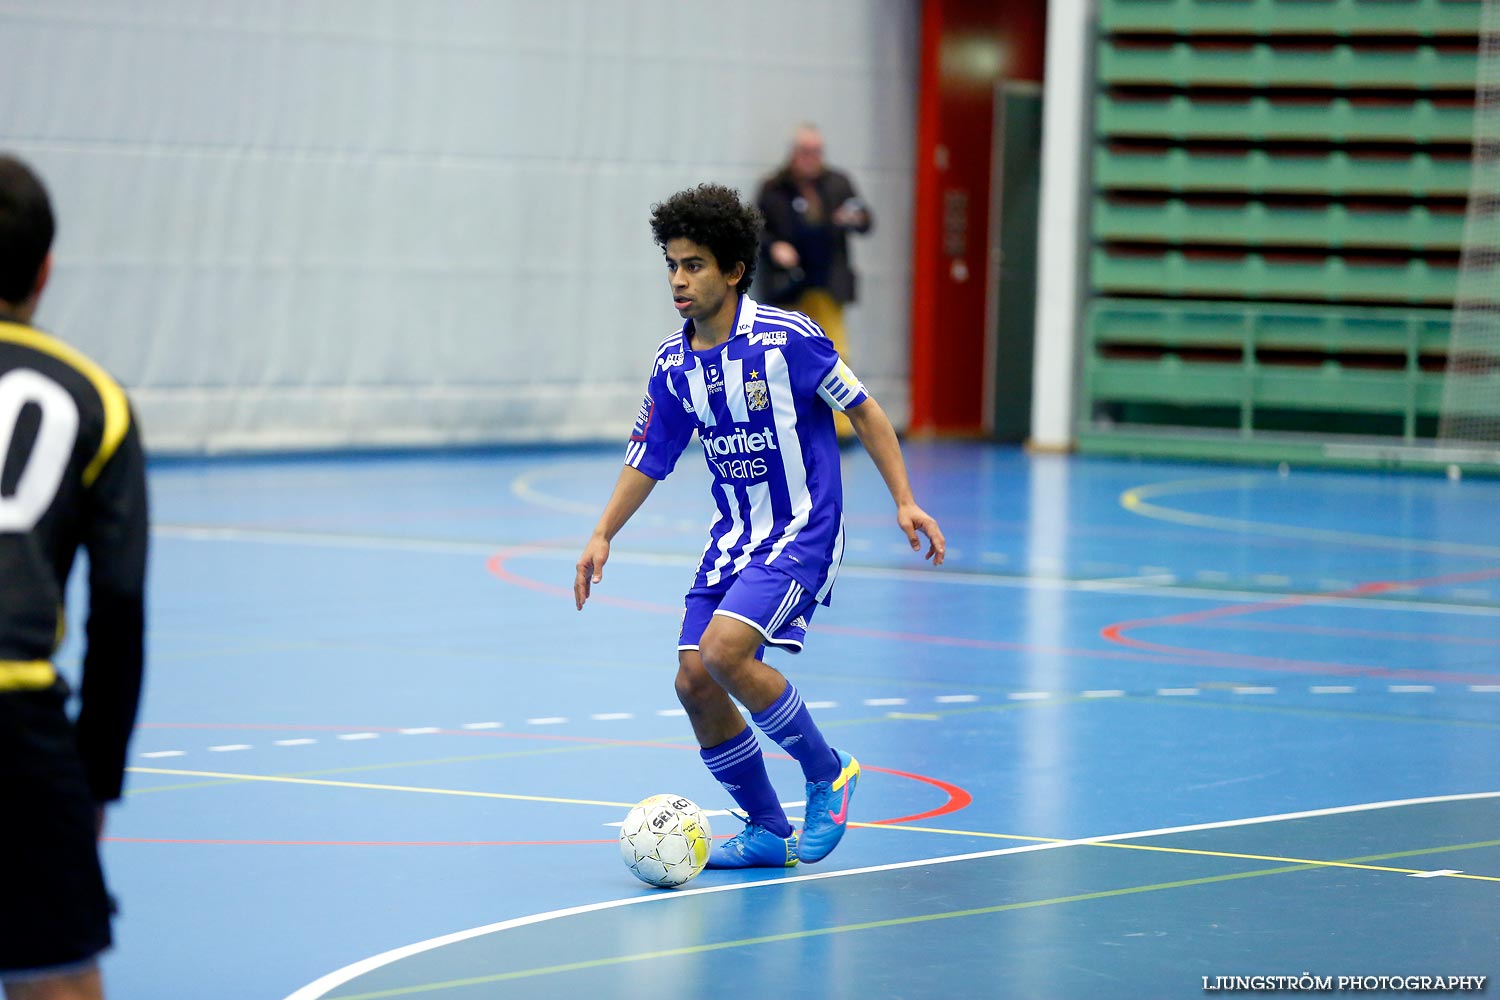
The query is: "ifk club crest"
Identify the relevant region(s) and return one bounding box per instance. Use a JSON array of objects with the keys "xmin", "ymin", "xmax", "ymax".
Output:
[{"xmin": 744, "ymin": 375, "xmax": 770, "ymax": 411}]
